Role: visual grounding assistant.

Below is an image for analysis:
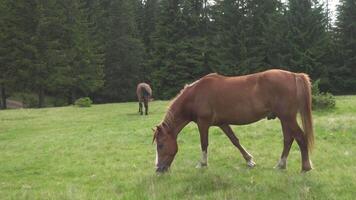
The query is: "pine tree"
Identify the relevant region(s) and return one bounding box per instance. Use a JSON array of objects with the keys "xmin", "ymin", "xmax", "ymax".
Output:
[
  {"xmin": 99, "ymin": 0, "xmax": 145, "ymax": 102},
  {"xmin": 241, "ymin": 0, "xmax": 285, "ymax": 73},
  {"xmin": 30, "ymin": 0, "xmax": 59, "ymax": 107},
  {"xmin": 0, "ymin": 0, "xmax": 12, "ymax": 108},
  {"xmin": 53, "ymin": 0, "xmax": 104, "ymax": 103},
  {"xmin": 151, "ymin": 0, "xmax": 213, "ymax": 99},
  {"xmin": 3, "ymin": 0, "xmax": 106, "ymax": 107},
  {"xmin": 0, "ymin": 0, "xmax": 41, "ymax": 108},
  {"xmin": 333, "ymin": 0, "xmax": 356, "ymax": 93},
  {"xmin": 138, "ymin": 0, "xmax": 159, "ymax": 82},
  {"xmin": 211, "ymin": 0, "xmax": 249, "ymax": 74},
  {"xmin": 151, "ymin": 0, "xmax": 181, "ymax": 98},
  {"xmin": 282, "ymin": 0, "xmax": 329, "ymax": 78}
]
